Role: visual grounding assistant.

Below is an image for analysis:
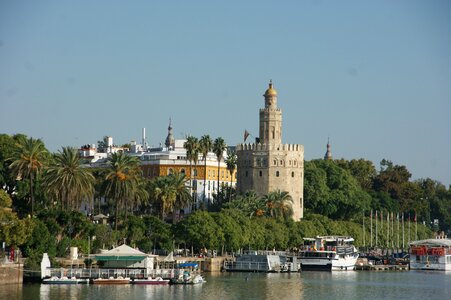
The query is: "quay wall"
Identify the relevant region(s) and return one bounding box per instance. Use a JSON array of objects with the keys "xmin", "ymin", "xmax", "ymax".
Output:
[{"xmin": 0, "ymin": 263, "xmax": 23, "ymax": 284}]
